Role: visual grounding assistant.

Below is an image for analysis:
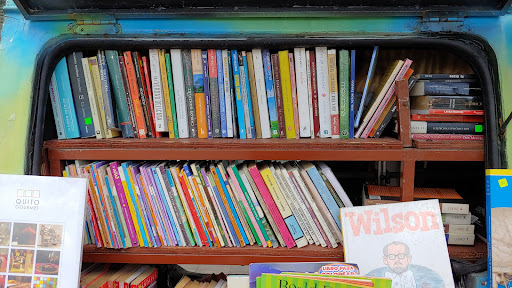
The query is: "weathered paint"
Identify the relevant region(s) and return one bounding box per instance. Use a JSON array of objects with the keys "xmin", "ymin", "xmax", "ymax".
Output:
[{"xmin": 0, "ymin": 0, "xmax": 510, "ymax": 174}]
